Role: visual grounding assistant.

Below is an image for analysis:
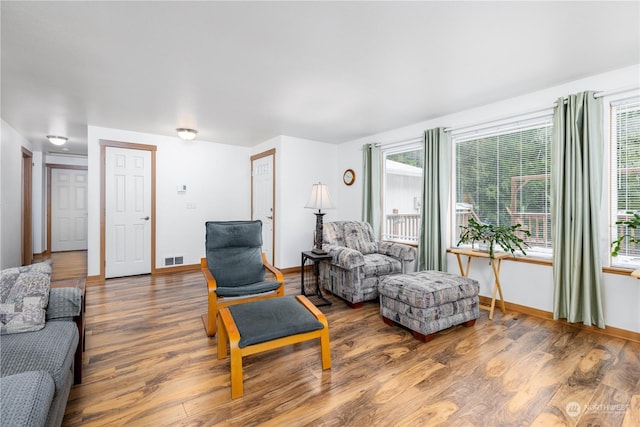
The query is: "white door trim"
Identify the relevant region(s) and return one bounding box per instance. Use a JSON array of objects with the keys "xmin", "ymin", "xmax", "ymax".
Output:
[
  {"xmin": 100, "ymin": 140, "xmax": 156, "ymax": 281},
  {"xmin": 22, "ymin": 147, "xmax": 33, "ymax": 266}
]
